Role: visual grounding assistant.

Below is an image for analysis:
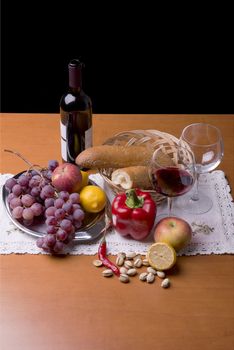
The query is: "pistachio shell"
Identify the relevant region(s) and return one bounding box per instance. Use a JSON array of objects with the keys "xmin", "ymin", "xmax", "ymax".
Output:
[
  {"xmin": 126, "ymin": 252, "xmax": 136, "ymax": 259},
  {"xmin": 93, "ymin": 259, "xmax": 103, "ymax": 267},
  {"xmin": 157, "ymin": 271, "xmax": 166, "ymax": 279},
  {"xmin": 139, "ymin": 272, "xmax": 148, "ymax": 281},
  {"xmin": 119, "ymin": 274, "xmax": 130, "ymax": 283},
  {"xmin": 116, "ymin": 255, "xmax": 125, "ymax": 266},
  {"xmin": 146, "ymin": 272, "xmax": 155, "ymax": 283},
  {"xmin": 120, "ymin": 267, "xmax": 128, "ymax": 274},
  {"xmin": 161, "ymin": 278, "xmax": 170, "ymax": 288},
  {"xmin": 134, "ymin": 258, "xmax": 143, "ymax": 268},
  {"xmin": 102, "ymin": 269, "xmax": 113, "ymax": 277},
  {"xmin": 127, "ymin": 268, "xmax": 137, "ymax": 276},
  {"xmin": 147, "ymin": 267, "xmax": 157, "ymax": 275},
  {"xmin": 124, "ymin": 260, "xmax": 133, "ymax": 269},
  {"xmin": 142, "ymin": 259, "xmax": 150, "ymax": 266}
]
